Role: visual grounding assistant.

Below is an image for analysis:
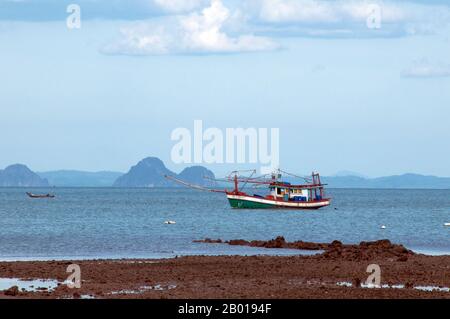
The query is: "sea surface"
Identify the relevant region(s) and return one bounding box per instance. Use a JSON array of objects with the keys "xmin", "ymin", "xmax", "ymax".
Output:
[{"xmin": 0, "ymin": 188, "xmax": 449, "ymax": 260}]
